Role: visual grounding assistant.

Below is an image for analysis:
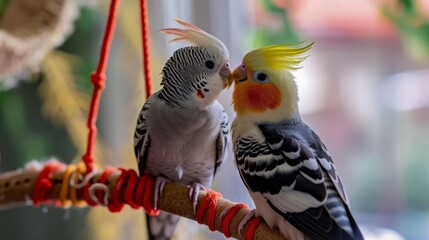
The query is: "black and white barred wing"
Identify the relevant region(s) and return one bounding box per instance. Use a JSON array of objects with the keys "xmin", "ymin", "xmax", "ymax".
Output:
[
  {"xmin": 312, "ymin": 132, "xmax": 350, "ymax": 205},
  {"xmin": 236, "ymin": 130, "xmax": 363, "ymax": 240},
  {"xmin": 214, "ymin": 109, "xmax": 230, "ymax": 175},
  {"xmin": 134, "ymin": 94, "xmax": 157, "ymax": 175},
  {"xmin": 310, "ymin": 133, "xmax": 364, "ymax": 240},
  {"xmin": 235, "ymin": 135, "xmax": 326, "ymax": 209}
]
